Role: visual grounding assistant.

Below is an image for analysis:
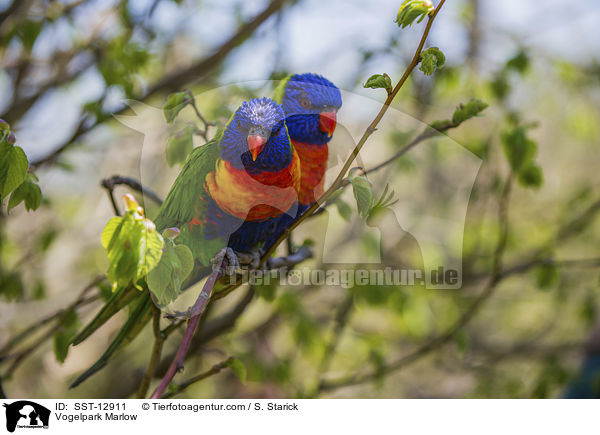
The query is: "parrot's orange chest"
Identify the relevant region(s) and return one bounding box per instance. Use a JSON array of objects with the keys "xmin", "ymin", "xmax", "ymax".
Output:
[
  {"xmin": 292, "ymin": 140, "xmax": 329, "ymax": 205},
  {"xmin": 204, "ymin": 150, "xmax": 301, "ymax": 222}
]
